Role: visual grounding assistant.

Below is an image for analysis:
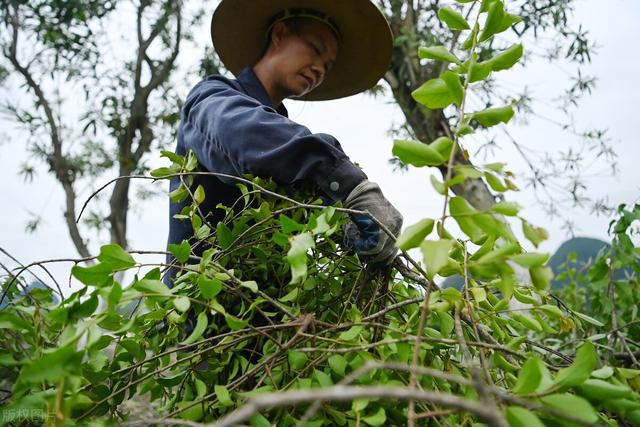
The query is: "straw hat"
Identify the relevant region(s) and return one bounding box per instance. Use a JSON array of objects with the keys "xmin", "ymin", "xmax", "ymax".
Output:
[{"xmin": 211, "ymin": 0, "xmax": 393, "ymax": 101}]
